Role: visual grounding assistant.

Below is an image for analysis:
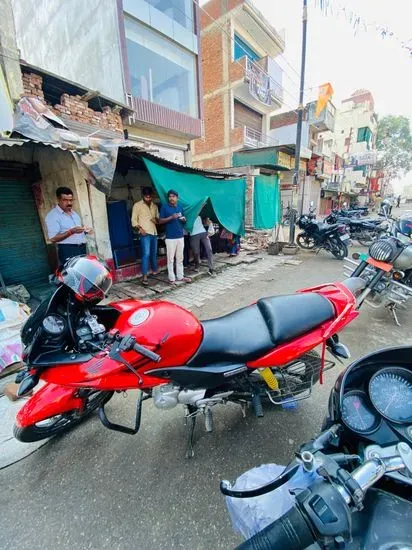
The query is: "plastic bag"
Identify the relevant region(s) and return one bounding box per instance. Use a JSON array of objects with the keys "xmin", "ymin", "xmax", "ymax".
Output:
[
  {"xmin": 226, "ymin": 463, "xmax": 320, "ymax": 540},
  {"xmin": 0, "ymin": 298, "xmax": 30, "ymax": 372}
]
